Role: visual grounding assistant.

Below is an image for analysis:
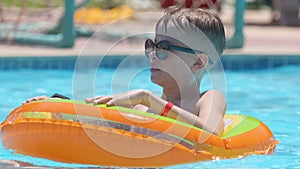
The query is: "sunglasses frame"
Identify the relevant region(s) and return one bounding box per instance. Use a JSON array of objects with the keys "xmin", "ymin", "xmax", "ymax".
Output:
[{"xmin": 145, "ymin": 39, "xmax": 204, "ymax": 60}]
